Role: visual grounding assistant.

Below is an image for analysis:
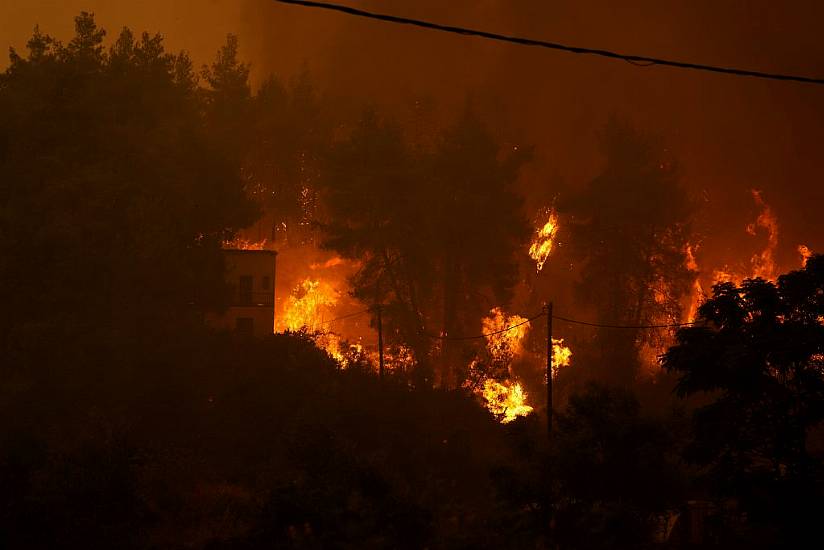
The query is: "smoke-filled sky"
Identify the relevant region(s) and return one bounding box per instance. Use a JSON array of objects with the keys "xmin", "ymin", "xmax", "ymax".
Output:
[{"xmin": 3, "ymin": 0, "xmax": 823, "ymax": 272}]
